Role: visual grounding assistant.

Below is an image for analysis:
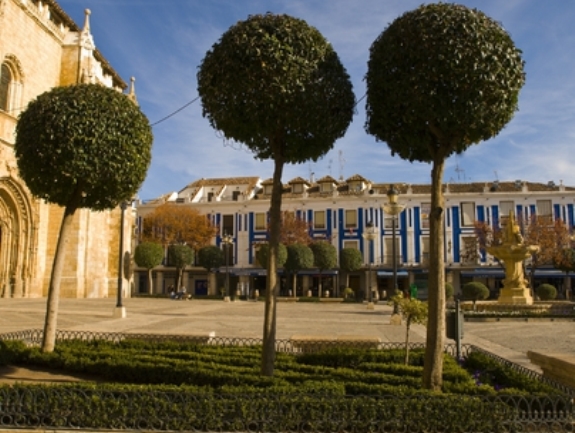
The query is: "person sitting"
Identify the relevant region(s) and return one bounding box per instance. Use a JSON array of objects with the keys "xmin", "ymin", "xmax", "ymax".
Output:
[{"xmin": 176, "ymin": 287, "xmax": 186, "ymax": 300}]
